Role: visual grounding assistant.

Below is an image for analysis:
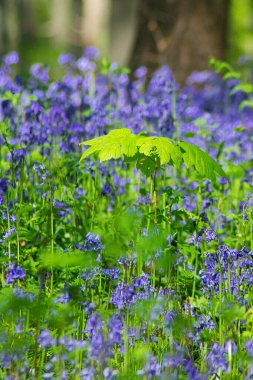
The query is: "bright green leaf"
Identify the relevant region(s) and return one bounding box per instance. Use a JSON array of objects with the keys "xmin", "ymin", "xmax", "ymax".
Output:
[{"xmin": 179, "ymin": 141, "xmax": 226, "ymax": 182}]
